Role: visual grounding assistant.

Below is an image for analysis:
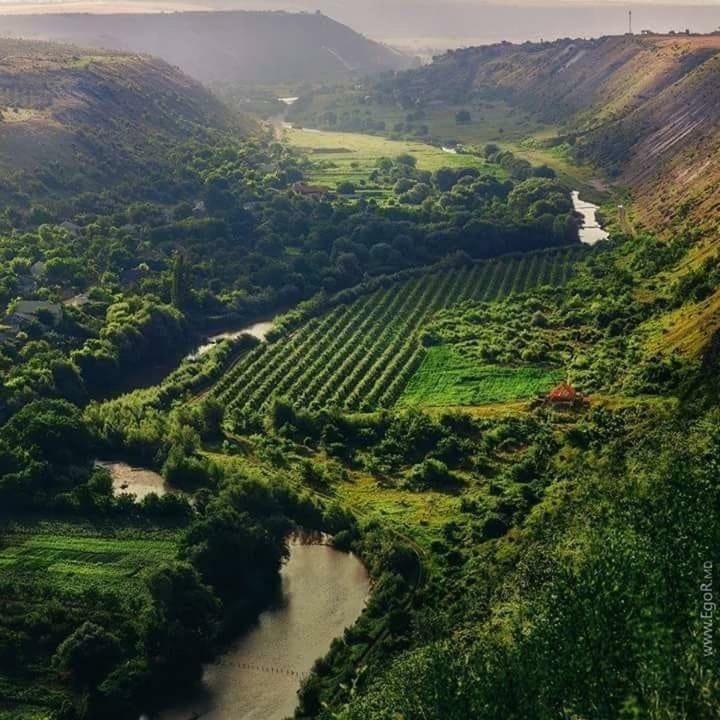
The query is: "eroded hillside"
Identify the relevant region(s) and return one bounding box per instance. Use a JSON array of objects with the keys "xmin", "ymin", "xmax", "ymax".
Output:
[
  {"xmin": 387, "ymin": 34, "xmax": 720, "ymax": 233},
  {"xmin": 0, "ymin": 38, "xmax": 248, "ymax": 205}
]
